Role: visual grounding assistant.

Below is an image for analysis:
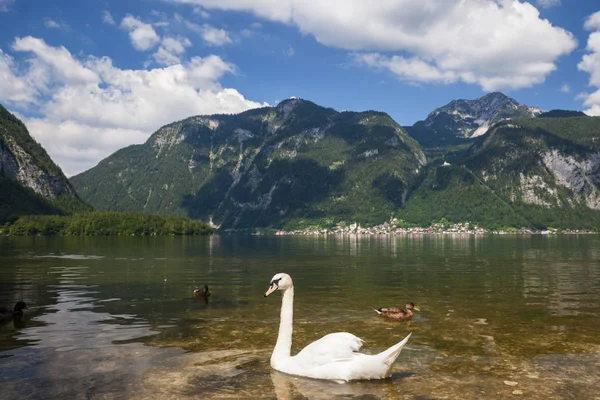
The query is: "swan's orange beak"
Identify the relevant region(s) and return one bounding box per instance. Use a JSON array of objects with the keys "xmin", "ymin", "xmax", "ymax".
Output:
[{"xmin": 264, "ymin": 282, "xmax": 278, "ymax": 297}]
